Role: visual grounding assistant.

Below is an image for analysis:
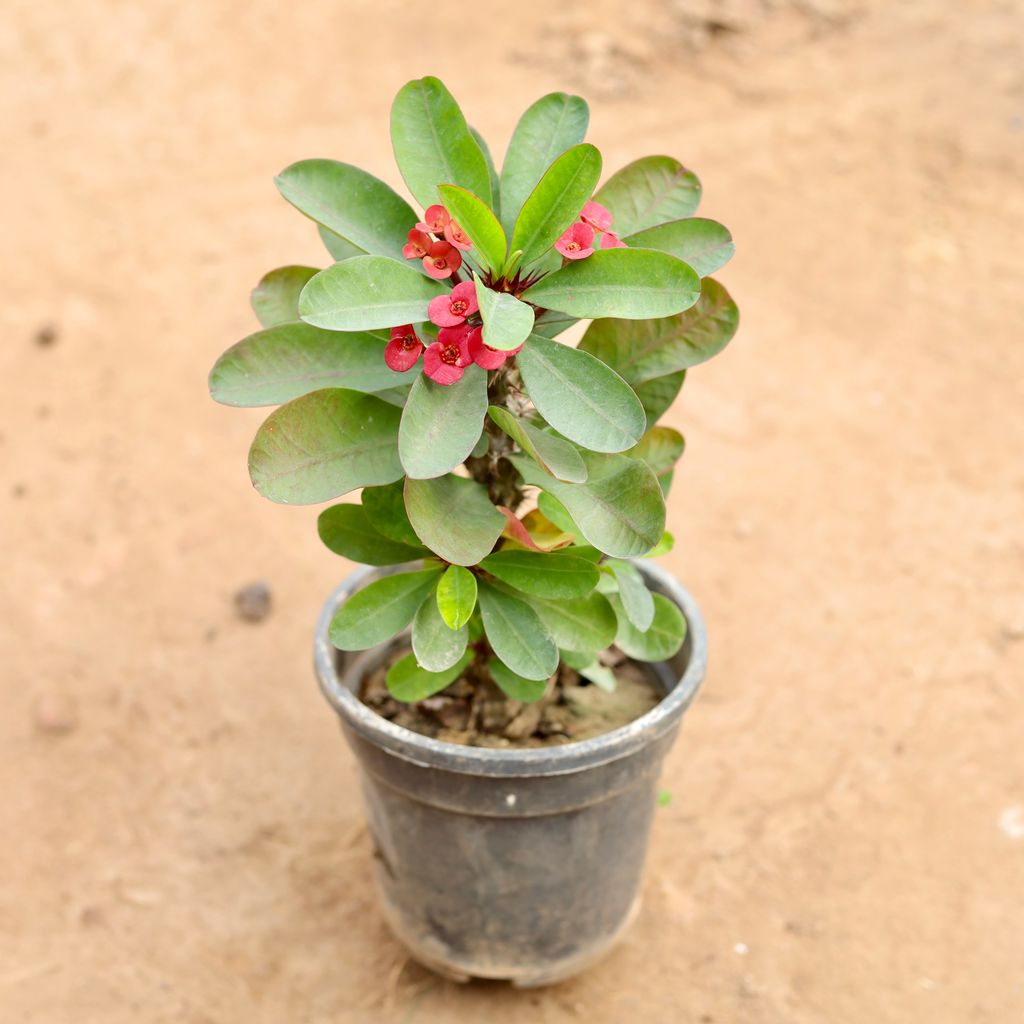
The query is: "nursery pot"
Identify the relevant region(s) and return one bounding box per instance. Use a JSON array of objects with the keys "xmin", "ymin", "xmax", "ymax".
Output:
[{"xmin": 313, "ymin": 560, "xmax": 707, "ymax": 986}]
